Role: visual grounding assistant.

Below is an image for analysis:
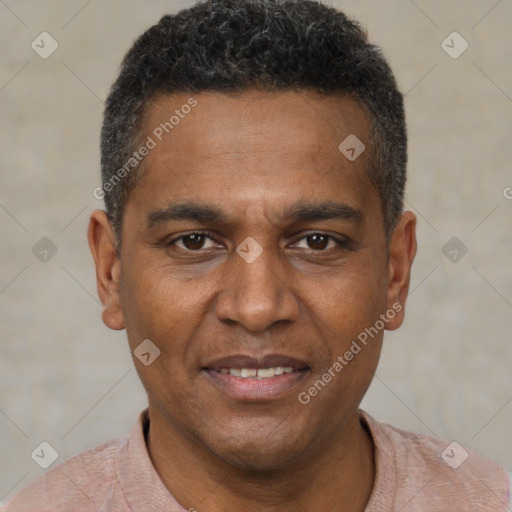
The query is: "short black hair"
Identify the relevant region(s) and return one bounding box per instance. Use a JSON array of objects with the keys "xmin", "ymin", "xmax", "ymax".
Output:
[{"xmin": 100, "ymin": 0, "xmax": 406, "ymax": 251}]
